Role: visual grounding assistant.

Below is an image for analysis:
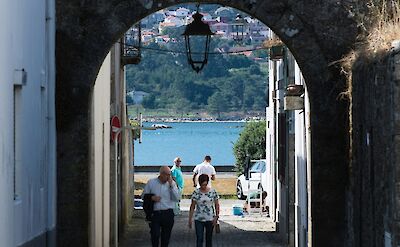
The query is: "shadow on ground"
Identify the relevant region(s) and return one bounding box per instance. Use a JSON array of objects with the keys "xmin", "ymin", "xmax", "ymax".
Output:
[{"xmin": 119, "ymin": 209, "xmax": 284, "ymax": 247}]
